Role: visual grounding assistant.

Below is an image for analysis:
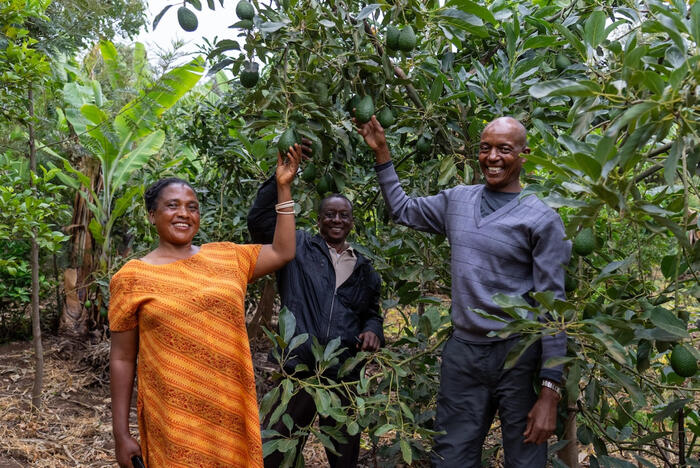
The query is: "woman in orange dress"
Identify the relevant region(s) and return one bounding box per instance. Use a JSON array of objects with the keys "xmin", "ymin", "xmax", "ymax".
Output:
[{"xmin": 109, "ymin": 145, "xmax": 303, "ymax": 468}]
